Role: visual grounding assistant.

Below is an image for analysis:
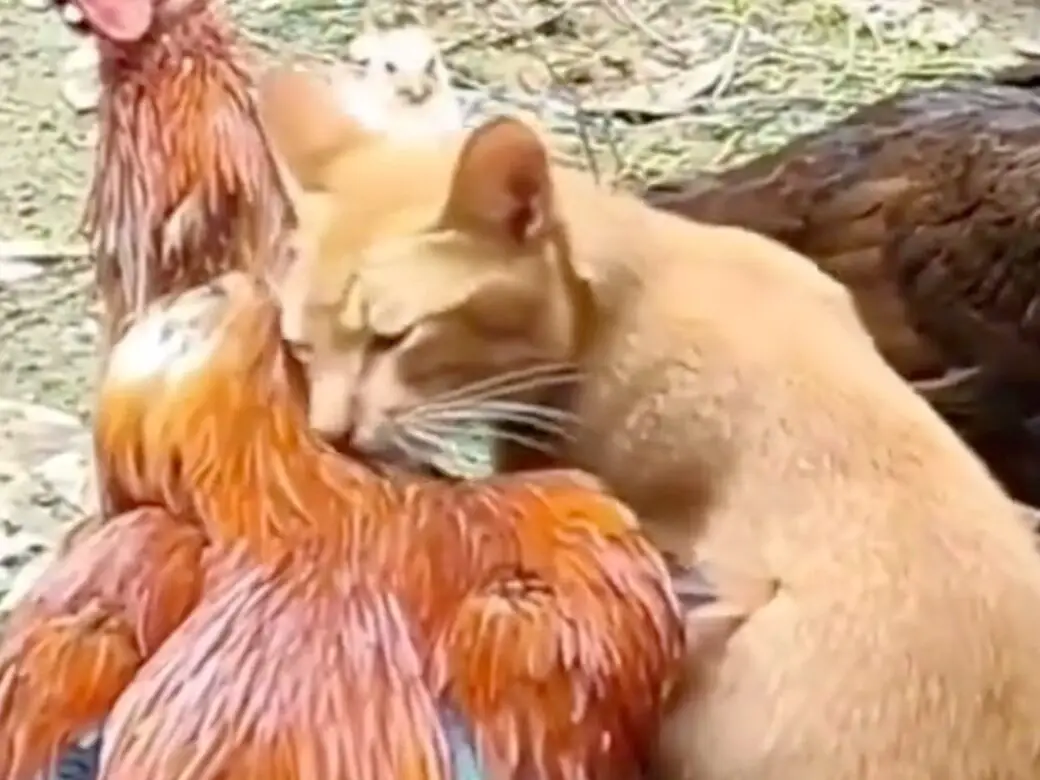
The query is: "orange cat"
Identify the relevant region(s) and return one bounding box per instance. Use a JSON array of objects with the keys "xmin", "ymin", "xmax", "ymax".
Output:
[{"xmin": 259, "ymin": 67, "xmax": 1040, "ymax": 779}]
